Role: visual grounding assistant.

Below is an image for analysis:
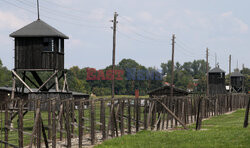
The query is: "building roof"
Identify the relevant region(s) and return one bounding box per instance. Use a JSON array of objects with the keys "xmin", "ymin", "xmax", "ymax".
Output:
[
  {"xmin": 0, "ymin": 87, "xmax": 88, "ymax": 97},
  {"xmin": 209, "ymin": 67, "xmax": 226, "ymax": 73},
  {"xmin": 148, "ymin": 85, "xmax": 189, "ymax": 96},
  {"xmin": 10, "ymin": 19, "xmax": 69, "ymax": 39},
  {"xmin": 231, "ymin": 71, "xmax": 244, "ymax": 77}
]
